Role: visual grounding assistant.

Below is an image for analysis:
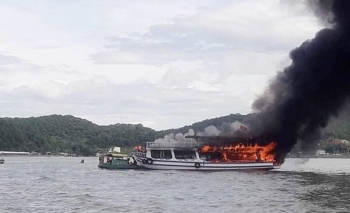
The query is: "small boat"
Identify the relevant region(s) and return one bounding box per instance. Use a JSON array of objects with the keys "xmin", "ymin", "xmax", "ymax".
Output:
[
  {"xmin": 133, "ymin": 136, "xmax": 280, "ymax": 171},
  {"xmin": 98, "ymin": 153, "xmax": 139, "ymax": 169},
  {"xmin": 98, "ymin": 147, "xmax": 140, "ymax": 170},
  {"xmin": 0, "ymin": 158, "xmax": 4, "ymax": 164}
]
